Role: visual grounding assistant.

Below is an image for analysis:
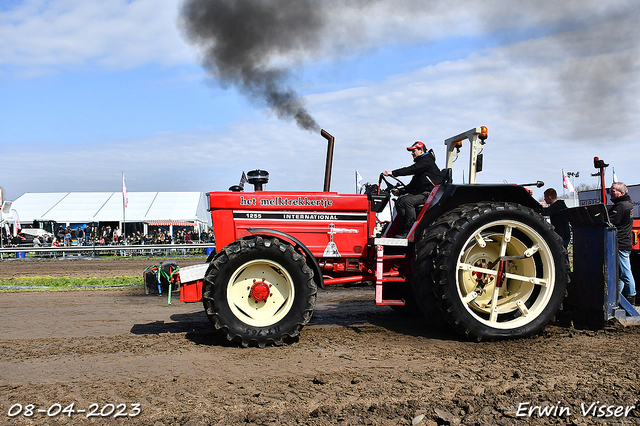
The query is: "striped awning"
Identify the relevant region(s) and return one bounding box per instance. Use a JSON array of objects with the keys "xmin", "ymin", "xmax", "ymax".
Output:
[{"xmin": 145, "ymin": 220, "xmax": 196, "ymax": 227}]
